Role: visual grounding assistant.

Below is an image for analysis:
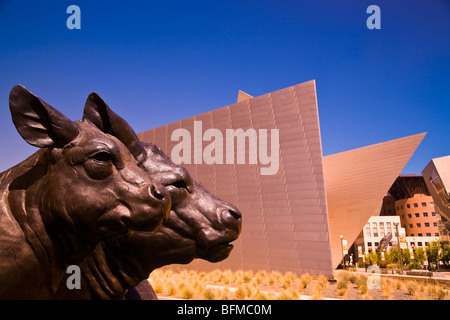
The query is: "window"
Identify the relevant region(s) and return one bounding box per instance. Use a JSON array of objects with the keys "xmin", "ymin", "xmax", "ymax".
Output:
[
  {"xmin": 422, "ymin": 202, "xmax": 427, "ymax": 207},
  {"xmin": 408, "ymin": 214, "xmax": 412, "ymax": 218},
  {"xmin": 423, "ymin": 212, "xmax": 428, "ymax": 217},
  {"xmin": 407, "ymin": 204, "xmax": 411, "ymax": 209},
  {"xmin": 414, "ymin": 203, "xmax": 418, "ymax": 208},
  {"xmin": 409, "ymin": 224, "xmax": 414, "ymax": 228},
  {"xmin": 433, "ymin": 222, "xmax": 437, "ymax": 227},
  {"xmin": 430, "ymin": 202, "xmax": 434, "ymax": 206},
  {"xmin": 435, "ymin": 233, "xmax": 440, "ymax": 236},
  {"xmin": 426, "ymin": 233, "xmax": 431, "ymax": 237},
  {"xmin": 415, "ymin": 213, "xmax": 420, "ymax": 218},
  {"xmin": 418, "ymin": 233, "xmax": 423, "ymax": 237},
  {"xmin": 367, "ymin": 242, "xmax": 372, "ymax": 247},
  {"xmin": 411, "ymin": 234, "xmax": 415, "ymax": 237},
  {"xmin": 418, "ymin": 242, "xmax": 423, "ymax": 246},
  {"xmin": 425, "ymin": 222, "xmax": 430, "ymax": 227},
  {"xmin": 410, "ymin": 242, "xmax": 415, "ymax": 246},
  {"xmin": 432, "ymin": 212, "xmax": 436, "ymax": 216},
  {"xmin": 417, "ymin": 223, "xmax": 421, "ymax": 227},
  {"xmin": 374, "ymin": 242, "xmax": 379, "ymax": 247}
]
